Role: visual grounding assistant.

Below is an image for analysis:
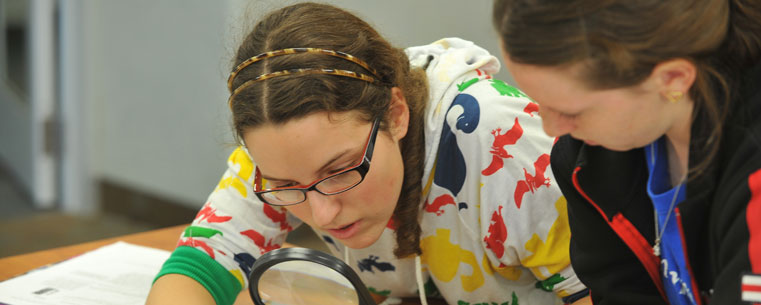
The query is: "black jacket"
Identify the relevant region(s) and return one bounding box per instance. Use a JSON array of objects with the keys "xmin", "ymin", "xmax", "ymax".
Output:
[{"xmin": 550, "ymin": 61, "xmax": 761, "ymax": 304}]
